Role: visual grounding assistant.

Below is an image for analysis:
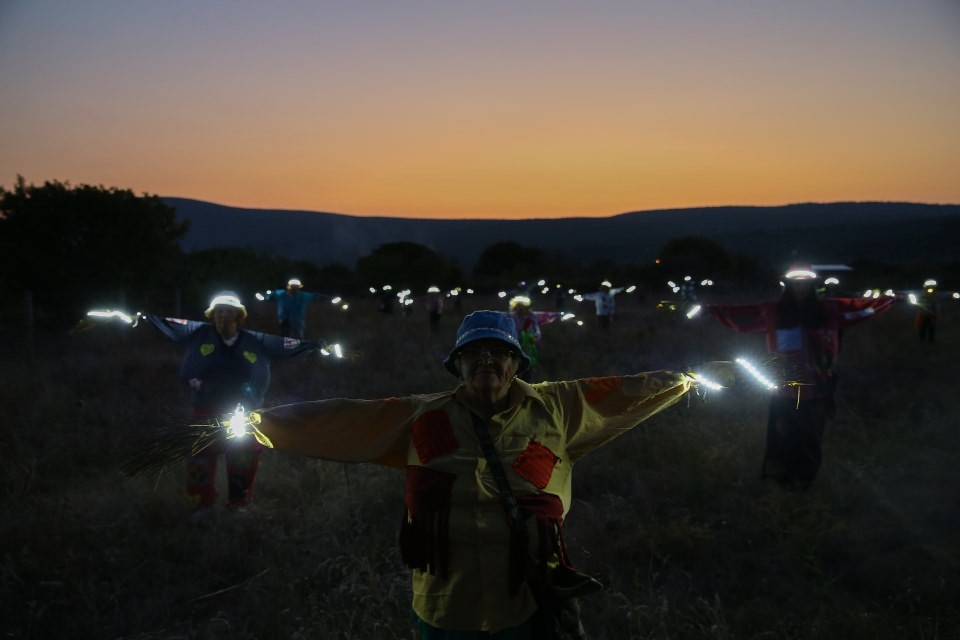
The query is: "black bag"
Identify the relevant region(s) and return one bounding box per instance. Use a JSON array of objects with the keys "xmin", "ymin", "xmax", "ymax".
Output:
[{"xmin": 527, "ymin": 564, "xmax": 604, "ymax": 640}]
